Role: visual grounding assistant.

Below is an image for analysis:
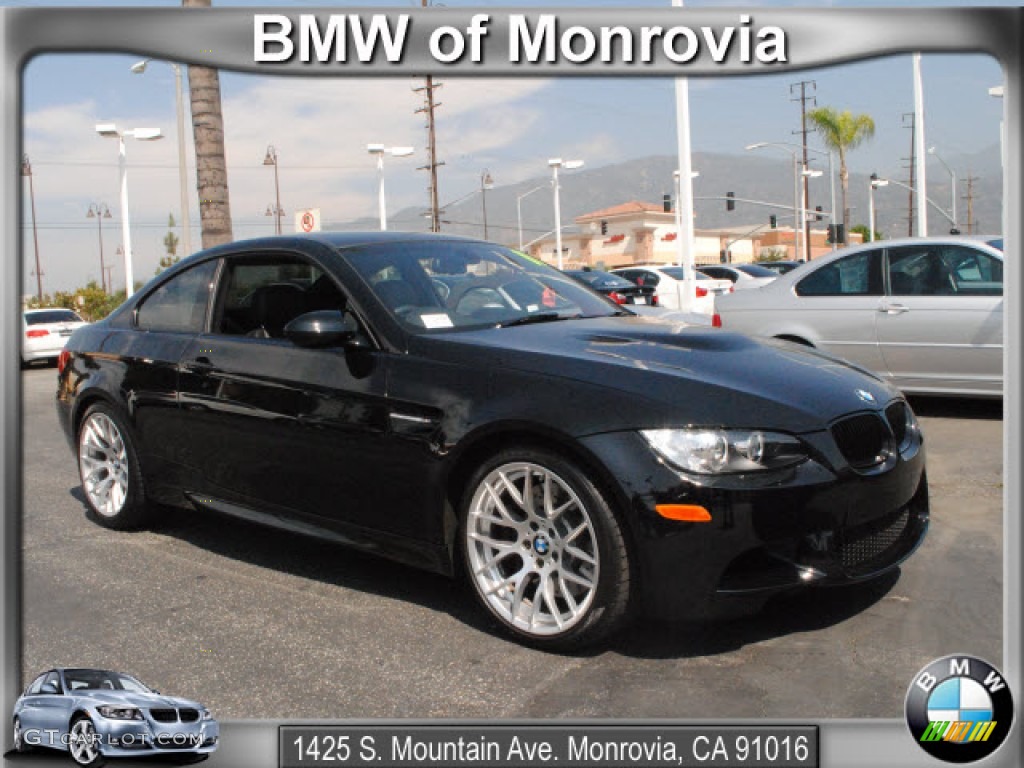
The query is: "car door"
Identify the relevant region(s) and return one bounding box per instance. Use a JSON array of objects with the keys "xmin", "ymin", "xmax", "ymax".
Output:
[
  {"xmin": 175, "ymin": 251, "xmax": 411, "ymax": 541},
  {"xmin": 877, "ymin": 243, "xmax": 1003, "ymax": 395},
  {"xmin": 34, "ymin": 671, "xmax": 74, "ymax": 735},
  {"xmin": 16, "ymin": 673, "xmax": 47, "ymax": 735},
  {"xmin": 790, "ymin": 248, "xmax": 888, "ymax": 374}
]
